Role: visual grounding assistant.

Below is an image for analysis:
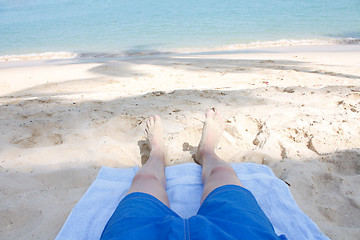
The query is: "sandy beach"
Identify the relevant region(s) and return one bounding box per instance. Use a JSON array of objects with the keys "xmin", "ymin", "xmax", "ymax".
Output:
[{"xmin": 0, "ymin": 45, "xmax": 360, "ymax": 239}]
